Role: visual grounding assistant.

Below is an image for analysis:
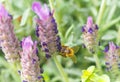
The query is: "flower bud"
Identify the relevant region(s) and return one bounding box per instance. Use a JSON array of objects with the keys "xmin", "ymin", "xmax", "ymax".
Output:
[
  {"xmin": 32, "ymin": 2, "xmax": 61, "ymax": 58},
  {"xmin": 104, "ymin": 42, "xmax": 120, "ymax": 71},
  {"xmin": 82, "ymin": 16, "xmax": 98, "ymax": 54},
  {"xmin": 20, "ymin": 36, "xmax": 43, "ymax": 82},
  {"xmin": 0, "ymin": 4, "xmax": 20, "ymax": 62}
]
